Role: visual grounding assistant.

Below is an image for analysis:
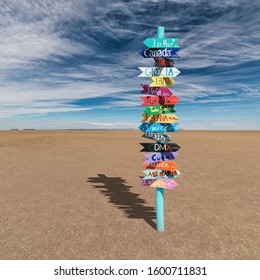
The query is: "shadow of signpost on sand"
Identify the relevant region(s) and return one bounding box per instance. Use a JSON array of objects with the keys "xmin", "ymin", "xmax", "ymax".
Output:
[{"xmin": 87, "ymin": 174, "xmax": 156, "ymax": 230}]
